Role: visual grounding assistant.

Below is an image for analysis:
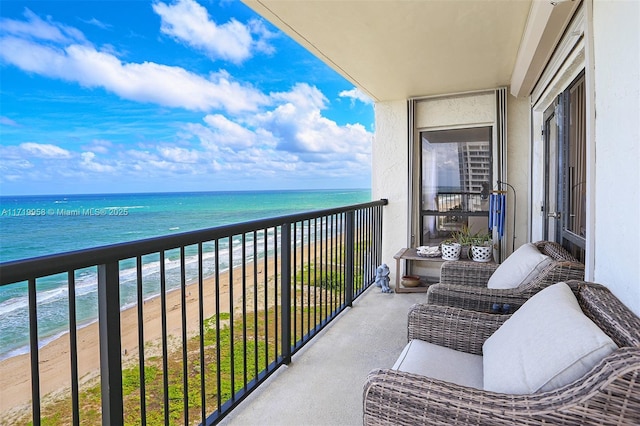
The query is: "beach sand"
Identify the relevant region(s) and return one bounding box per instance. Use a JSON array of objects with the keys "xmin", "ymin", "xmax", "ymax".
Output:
[{"xmin": 0, "ymin": 254, "xmax": 281, "ymax": 421}]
